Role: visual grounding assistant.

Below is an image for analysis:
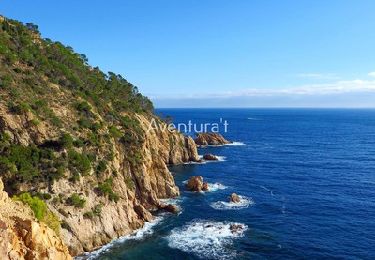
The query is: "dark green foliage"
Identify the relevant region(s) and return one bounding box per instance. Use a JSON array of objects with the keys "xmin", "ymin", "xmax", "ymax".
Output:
[
  {"xmin": 108, "ymin": 125, "xmax": 122, "ymax": 138},
  {"xmin": 83, "ymin": 204, "xmax": 102, "ymax": 219},
  {"xmin": 97, "ymin": 178, "xmax": 119, "ymax": 202},
  {"xmin": 35, "ymin": 192, "xmax": 52, "ymax": 200},
  {"xmin": 74, "ymin": 101, "xmax": 91, "ymax": 113},
  {"xmin": 59, "ymin": 133, "xmax": 74, "ymax": 148},
  {"xmin": 0, "ymin": 144, "xmax": 40, "ymax": 181},
  {"xmin": 67, "ymin": 193, "xmax": 86, "ymax": 208},
  {"xmin": 124, "ymin": 177, "xmax": 135, "ymax": 190},
  {"xmin": 8, "ymin": 101, "xmax": 30, "ymax": 115},
  {"xmin": 96, "ymin": 160, "xmax": 107, "ymax": 174},
  {"xmin": 83, "ymin": 211, "xmax": 94, "ymax": 219},
  {"xmin": 68, "ymin": 150, "xmax": 91, "ymax": 176},
  {"xmin": 0, "ymin": 140, "xmax": 66, "ymax": 185}
]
